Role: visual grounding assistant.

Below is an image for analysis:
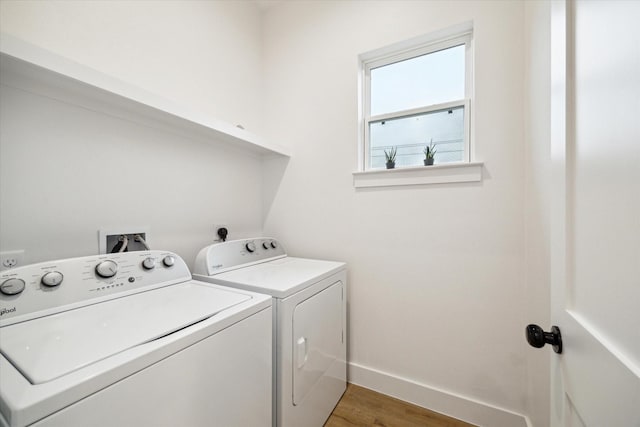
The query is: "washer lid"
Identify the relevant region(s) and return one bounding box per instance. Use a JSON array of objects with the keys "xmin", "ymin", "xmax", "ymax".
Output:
[
  {"xmin": 0, "ymin": 282, "xmax": 250, "ymax": 384},
  {"xmin": 211, "ymin": 257, "xmax": 345, "ymax": 298}
]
